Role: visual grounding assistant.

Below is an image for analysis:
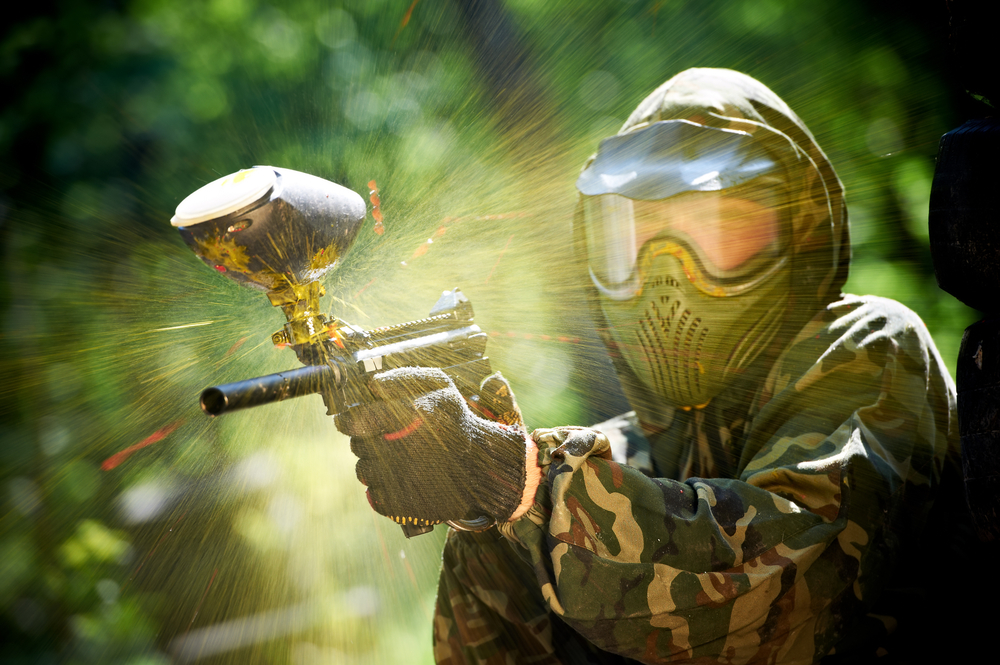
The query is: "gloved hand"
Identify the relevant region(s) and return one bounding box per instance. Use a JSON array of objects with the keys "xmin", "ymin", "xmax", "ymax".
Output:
[{"xmin": 336, "ymin": 367, "xmax": 537, "ymax": 528}]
